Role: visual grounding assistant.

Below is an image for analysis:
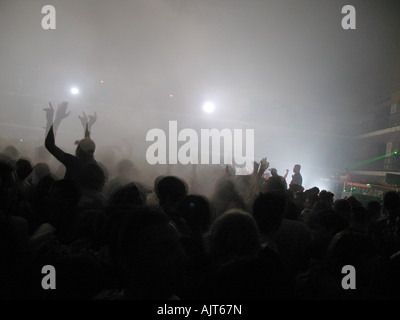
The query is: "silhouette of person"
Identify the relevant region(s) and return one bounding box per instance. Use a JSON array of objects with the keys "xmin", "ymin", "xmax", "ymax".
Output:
[
  {"xmin": 44, "ymin": 101, "xmax": 100, "ymax": 190},
  {"xmin": 291, "ymin": 164, "xmax": 302, "ymax": 186}
]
